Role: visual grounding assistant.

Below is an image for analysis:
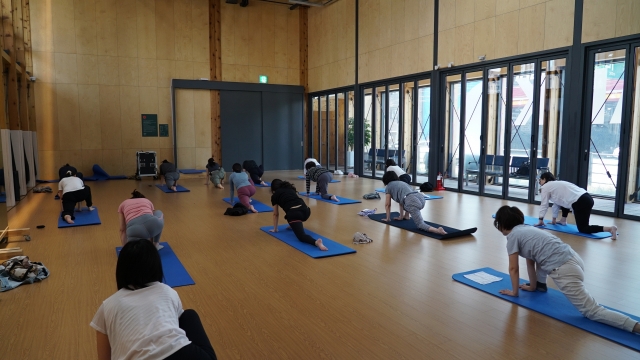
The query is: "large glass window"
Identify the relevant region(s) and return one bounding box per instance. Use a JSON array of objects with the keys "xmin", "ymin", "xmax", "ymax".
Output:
[
  {"xmin": 444, "ymin": 75, "xmax": 462, "ymax": 188},
  {"xmin": 402, "ymin": 81, "xmax": 415, "ymax": 182},
  {"xmin": 312, "ymin": 96, "xmax": 319, "ymax": 159},
  {"xmin": 347, "ymin": 91, "xmax": 355, "ymax": 171},
  {"xmin": 416, "ymin": 79, "xmax": 430, "ymax": 183},
  {"xmin": 508, "ymin": 63, "xmax": 535, "ymax": 200},
  {"xmin": 327, "ymin": 94, "xmax": 336, "ymax": 169},
  {"xmin": 624, "ymin": 48, "xmax": 640, "ymax": 216},
  {"xmin": 485, "ymin": 67, "xmax": 508, "ymax": 196},
  {"xmin": 320, "ymin": 96, "xmax": 328, "ymax": 165},
  {"xmin": 374, "ymin": 86, "xmax": 386, "ymax": 178},
  {"xmin": 337, "ymin": 92, "xmax": 345, "ymax": 171},
  {"xmin": 362, "ymin": 88, "xmax": 373, "ymax": 177},
  {"xmin": 461, "ymin": 71, "xmax": 484, "ymax": 193},
  {"xmin": 588, "ymin": 49, "xmax": 625, "ymax": 212}
]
